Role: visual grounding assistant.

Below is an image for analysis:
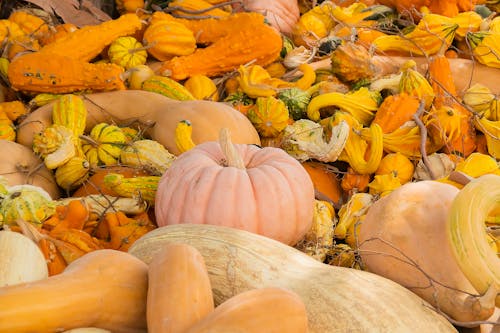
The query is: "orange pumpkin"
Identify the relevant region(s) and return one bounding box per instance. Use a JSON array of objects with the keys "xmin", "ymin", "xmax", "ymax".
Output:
[{"xmin": 155, "ymin": 129, "xmax": 315, "ymax": 246}]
